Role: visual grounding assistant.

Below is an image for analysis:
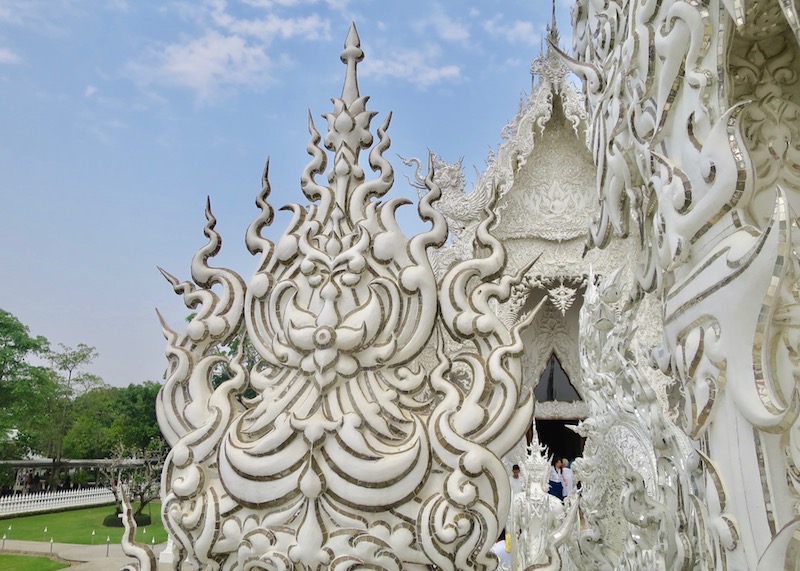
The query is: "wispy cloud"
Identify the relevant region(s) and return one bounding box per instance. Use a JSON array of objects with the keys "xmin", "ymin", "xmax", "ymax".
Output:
[
  {"xmin": 240, "ymin": 0, "xmax": 313, "ymax": 7},
  {"xmin": 0, "ymin": 47, "xmax": 20, "ymax": 64},
  {"xmin": 361, "ymin": 44, "xmax": 461, "ymax": 89},
  {"xmin": 413, "ymin": 5, "xmax": 469, "ymax": 43},
  {"xmin": 322, "ymin": 0, "xmax": 350, "ymax": 11},
  {"xmin": 128, "ymin": 30, "xmax": 270, "ymax": 104},
  {"xmin": 483, "ymin": 16, "xmax": 539, "ymax": 46},
  {"xmin": 127, "ymin": 1, "xmax": 333, "ymax": 102},
  {"xmin": 212, "ymin": 10, "xmax": 331, "ymax": 42}
]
